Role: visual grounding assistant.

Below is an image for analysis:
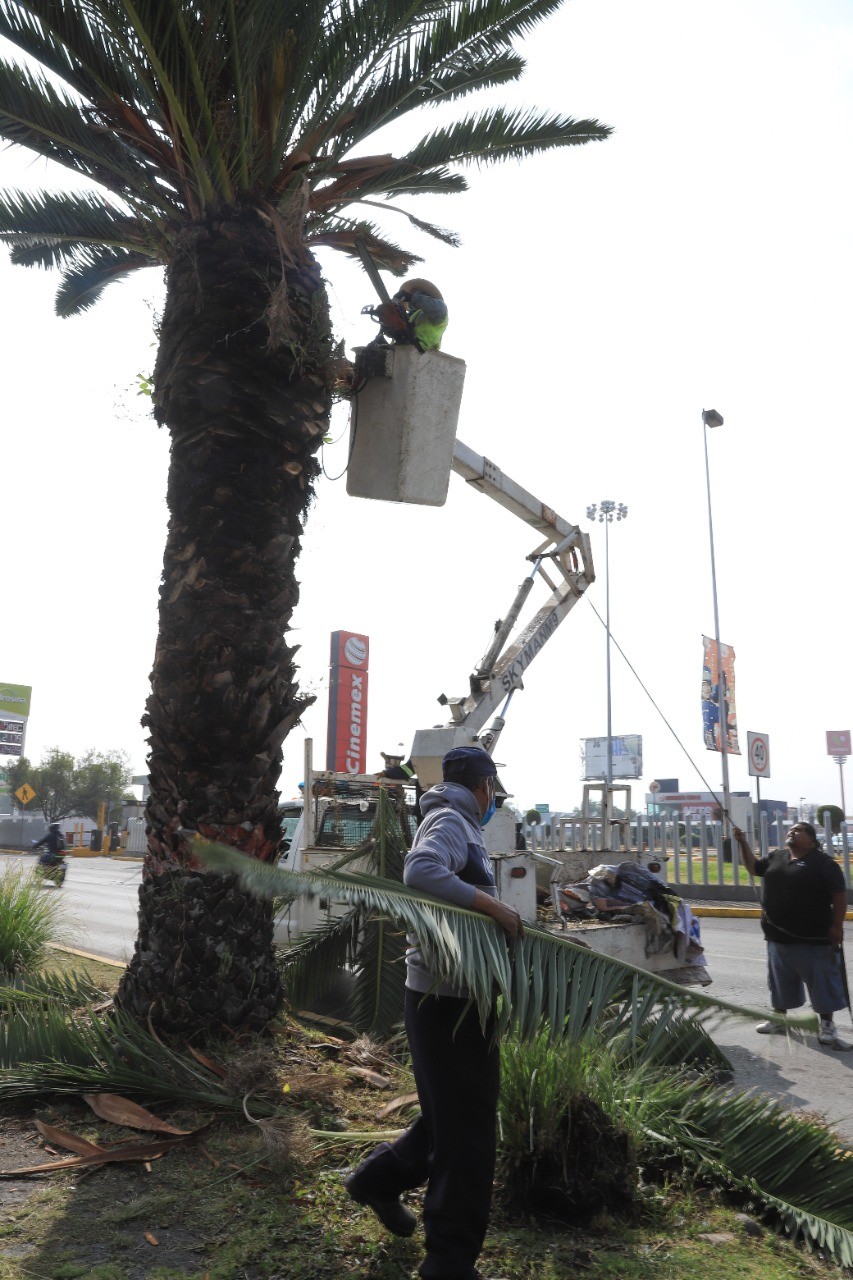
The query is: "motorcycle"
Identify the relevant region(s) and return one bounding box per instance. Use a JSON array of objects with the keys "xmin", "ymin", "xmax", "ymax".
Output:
[{"xmin": 31, "ymin": 842, "xmax": 67, "ymax": 887}]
